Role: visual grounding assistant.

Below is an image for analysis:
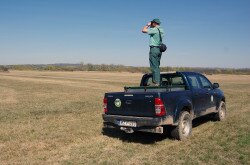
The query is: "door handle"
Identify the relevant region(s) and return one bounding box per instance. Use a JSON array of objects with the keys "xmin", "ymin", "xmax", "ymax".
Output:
[{"xmin": 206, "ymin": 92, "xmax": 209, "ymax": 95}]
